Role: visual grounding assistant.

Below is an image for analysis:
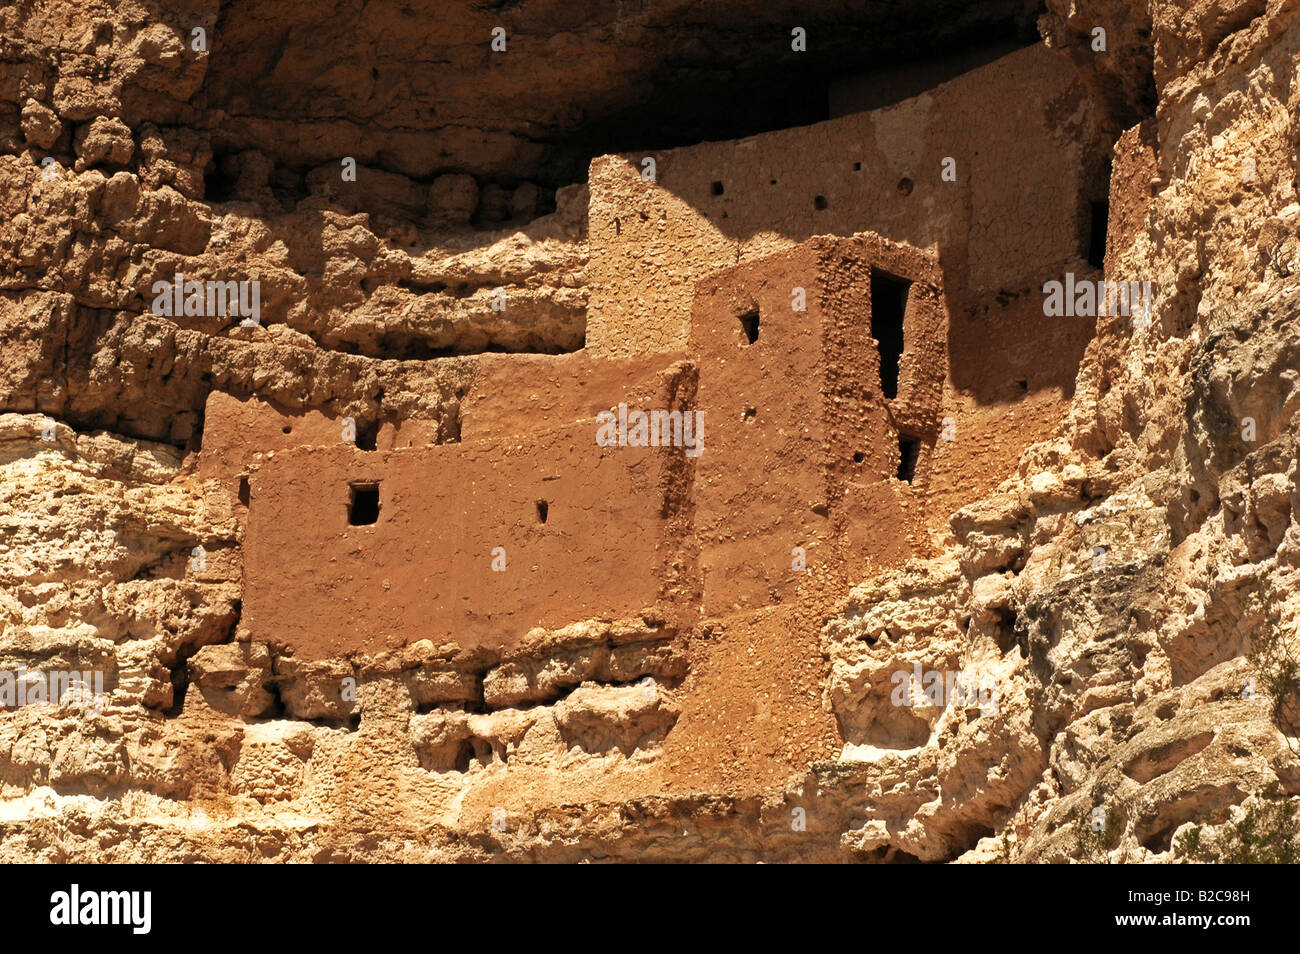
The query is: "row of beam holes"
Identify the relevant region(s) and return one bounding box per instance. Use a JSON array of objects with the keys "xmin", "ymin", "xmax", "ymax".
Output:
[
  {"xmin": 710, "ymin": 165, "xmax": 911, "ymax": 213},
  {"xmin": 281, "ymin": 422, "xmax": 380, "ymax": 450},
  {"xmin": 277, "ymin": 418, "xmax": 382, "ymax": 448},
  {"xmin": 345, "ymin": 483, "xmax": 550, "ymax": 527}
]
